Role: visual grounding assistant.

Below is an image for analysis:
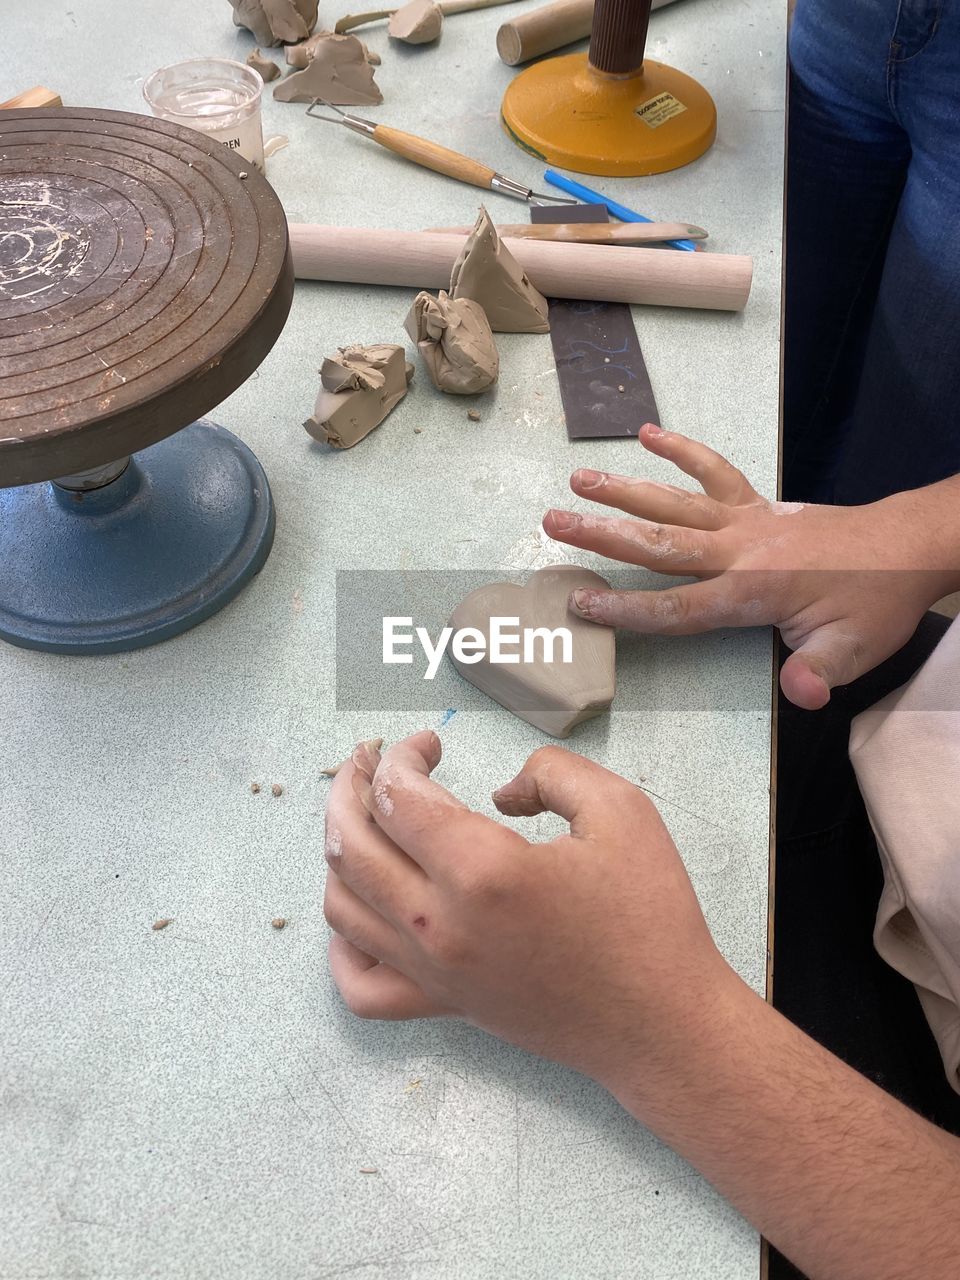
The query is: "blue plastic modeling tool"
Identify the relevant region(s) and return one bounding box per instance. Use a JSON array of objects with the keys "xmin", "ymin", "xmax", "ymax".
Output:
[{"xmin": 543, "ymin": 171, "xmax": 698, "ymax": 252}]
